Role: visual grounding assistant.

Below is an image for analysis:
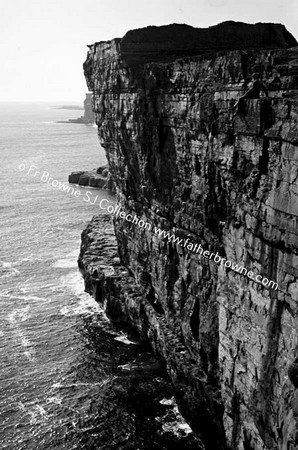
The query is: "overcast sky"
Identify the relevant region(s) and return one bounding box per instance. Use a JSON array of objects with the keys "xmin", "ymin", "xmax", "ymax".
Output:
[{"xmin": 1, "ymin": 0, "xmax": 297, "ymax": 102}]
